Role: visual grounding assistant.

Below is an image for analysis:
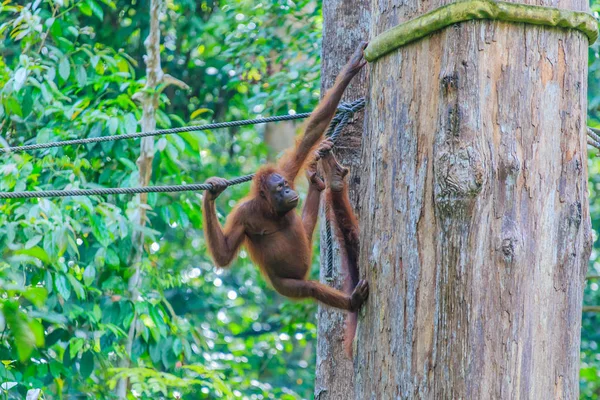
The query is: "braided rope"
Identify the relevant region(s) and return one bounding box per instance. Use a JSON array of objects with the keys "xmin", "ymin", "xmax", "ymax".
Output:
[
  {"xmin": 0, "ymin": 175, "xmax": 256, "ymax": 199},
  {"xmin": 0, "ymin": 99, "xmax": 365, "ymax": 156},
  {"xmin": 0, "ymin": 113, "xmax": 311, "ymax": 154},
  {"xmin": 588, "ymin": 128, "xmax": 600, "ymax": 150},
  {"xmin": 0, "ymin": 98, "xmax": 366, "ymax": 199},
  {"xmin": 0, "ymin": 97, "xmax": 366, "ymax": 286},
  {"xmin": 324, "ymin": 203, "xmax": 334, "ymax": 282},
  {"xmin": 320, "ymin": 98, "xmax": 364, "ymax": 281}
]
